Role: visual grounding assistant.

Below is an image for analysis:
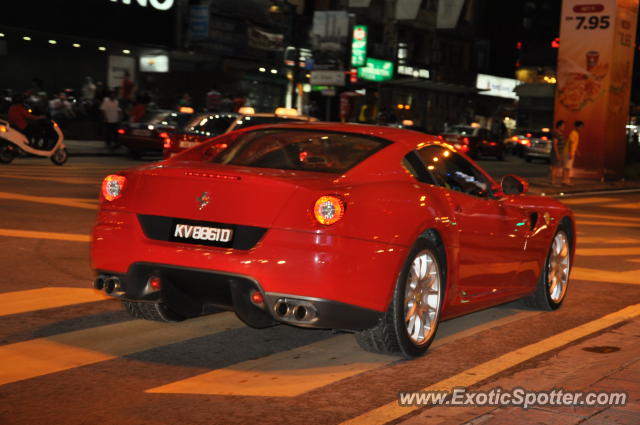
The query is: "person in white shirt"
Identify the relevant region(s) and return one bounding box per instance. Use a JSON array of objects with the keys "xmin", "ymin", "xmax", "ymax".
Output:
[{"xmin": 100, "ymin": 90, "xmax": 122, "ymax": 149}]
